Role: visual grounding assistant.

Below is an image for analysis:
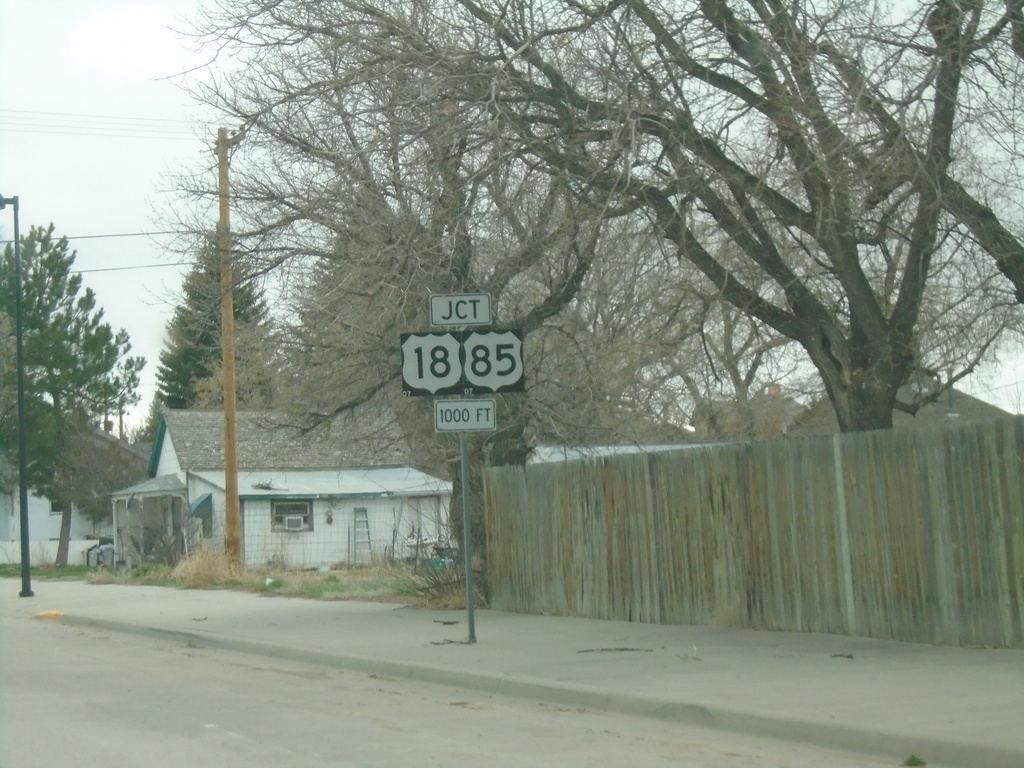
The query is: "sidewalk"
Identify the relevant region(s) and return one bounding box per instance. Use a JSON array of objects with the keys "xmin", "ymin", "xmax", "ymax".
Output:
[{"xmin": 7, "ymin": 580, "xmax": 1022, "ymax": 768}]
